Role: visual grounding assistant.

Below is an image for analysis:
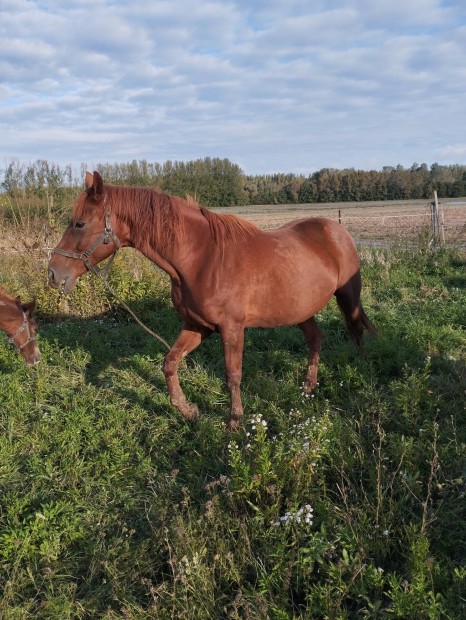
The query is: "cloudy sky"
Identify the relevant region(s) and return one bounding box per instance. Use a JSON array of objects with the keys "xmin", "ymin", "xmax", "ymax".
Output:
[{"xmin": 1, "ymin": 0, "xmax": 465, "ymax": 176}]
